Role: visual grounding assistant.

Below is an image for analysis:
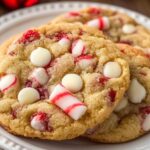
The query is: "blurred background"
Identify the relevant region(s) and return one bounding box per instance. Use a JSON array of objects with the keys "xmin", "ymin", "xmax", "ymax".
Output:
[{"xmin": 0, "ymin": 0, "xmax": 150, "ymax": 17}]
